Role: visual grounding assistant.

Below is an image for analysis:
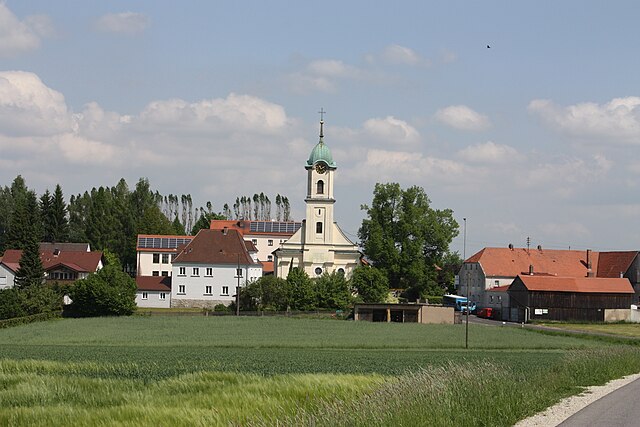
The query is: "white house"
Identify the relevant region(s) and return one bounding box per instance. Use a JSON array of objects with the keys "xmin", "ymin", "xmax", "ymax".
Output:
[
  {"xmin": 170, "ymin": 228, "xmax": 263, "ymax": 308},
  {"xmin": 135, "ymin": 276, "xmax": 171, "ymax": 309},
  {"xmin": 273, "ymin": 118, "xmax": 361, "ymax": 278},
  {"xmin": 136, "ymin": 234, "xmax": 194, "ymax": 277},
  {"xmin": 210, "ymin": 220, "xmax": 302, "ymax": 274}
]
